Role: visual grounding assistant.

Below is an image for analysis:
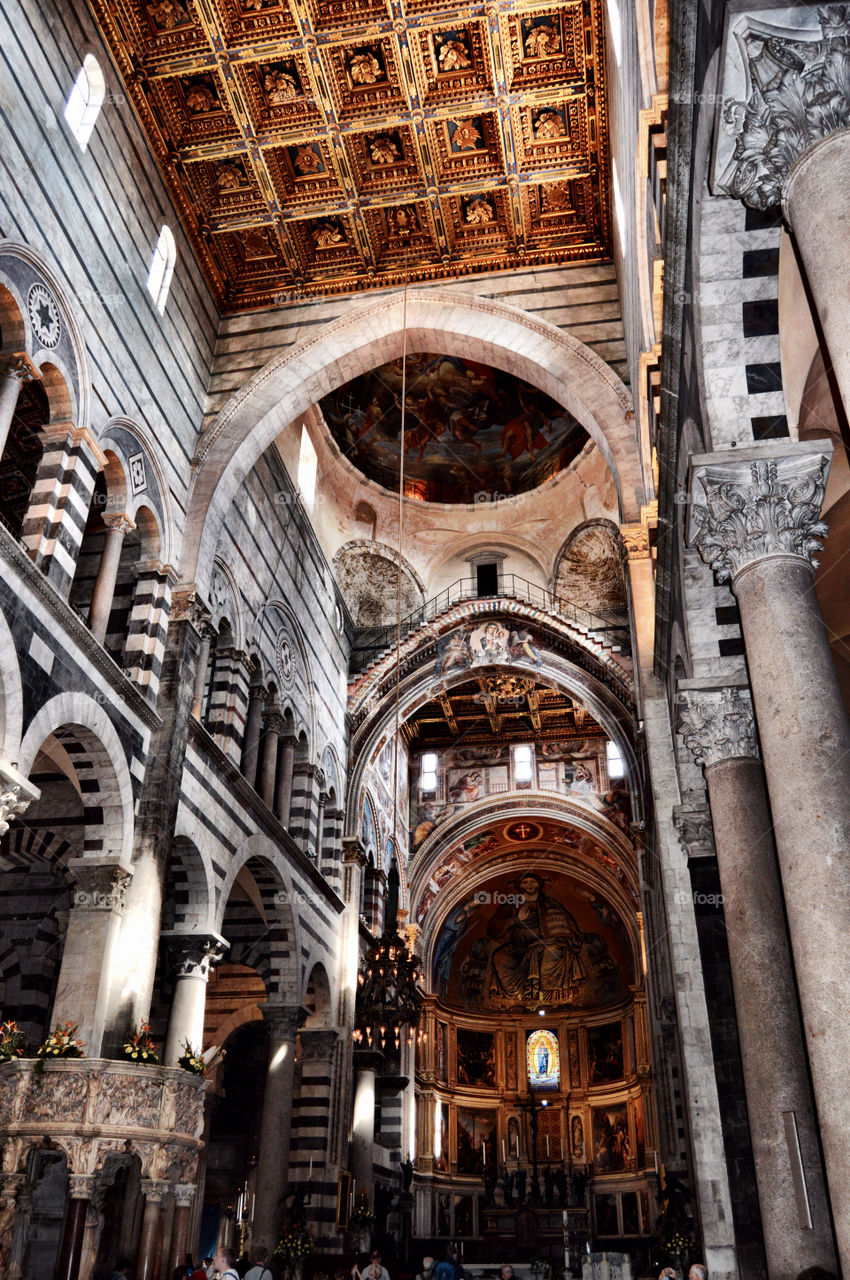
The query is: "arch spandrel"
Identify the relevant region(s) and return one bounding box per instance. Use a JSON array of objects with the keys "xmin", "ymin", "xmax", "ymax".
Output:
[{"xmin": 183, "ymin": 292, "xmax": 642, "ymax": 594}]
